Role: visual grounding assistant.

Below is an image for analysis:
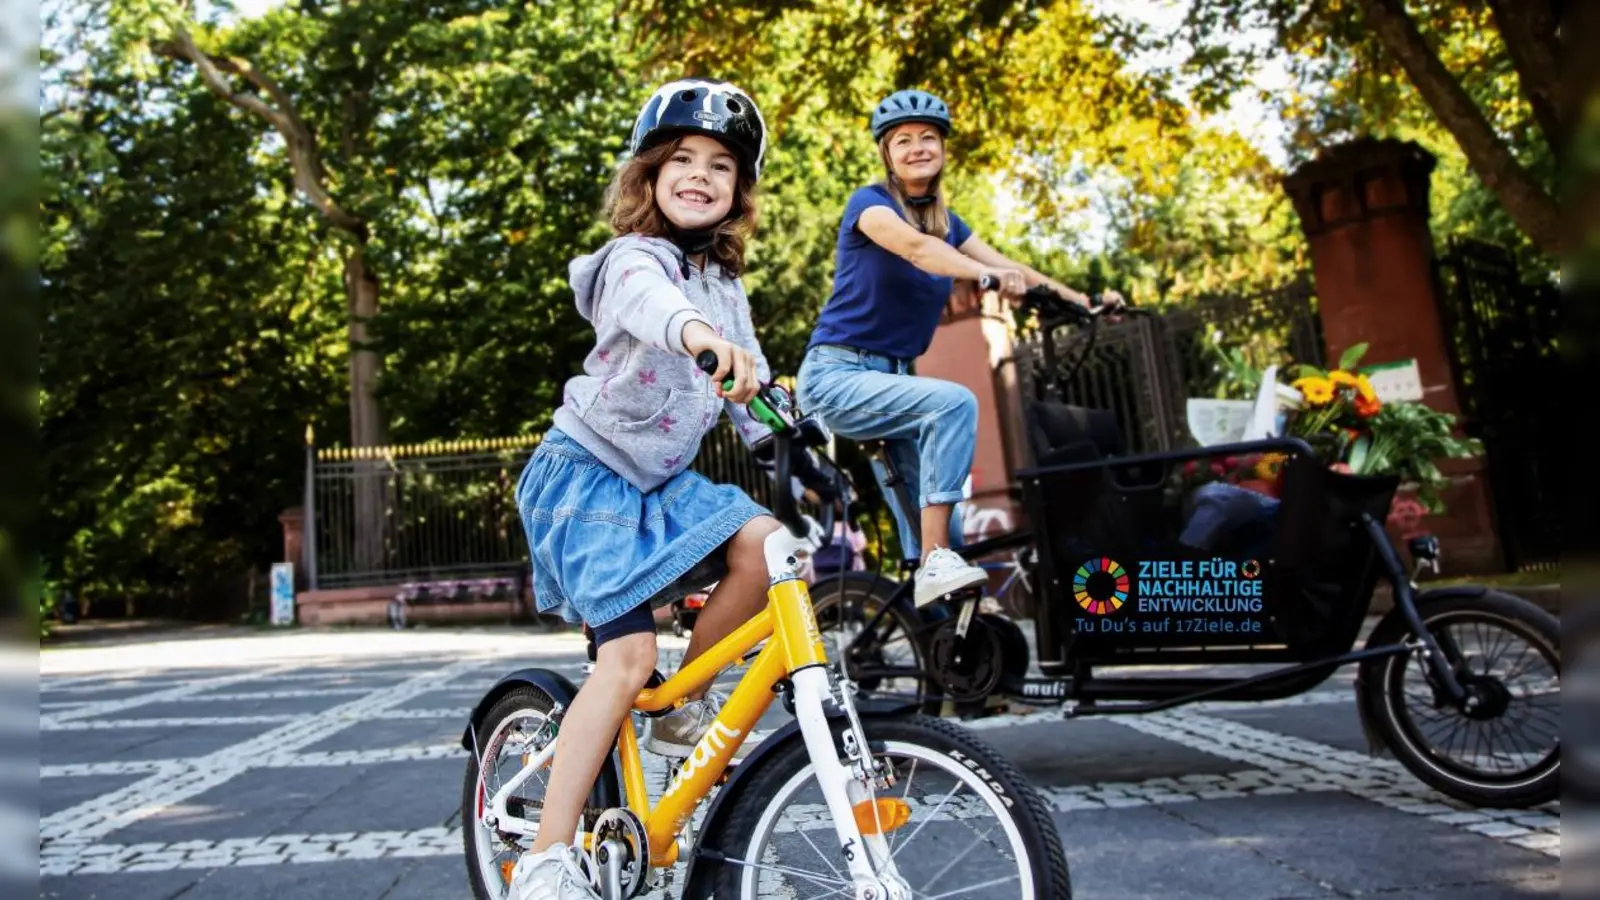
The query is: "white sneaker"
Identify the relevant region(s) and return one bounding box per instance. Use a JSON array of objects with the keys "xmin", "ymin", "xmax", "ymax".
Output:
[
  {"xmin": 509, "ymin": 843, "xmax": 597, "ymax": 900},
  {"xmin": 913, "ymin": 547, "xmax": 988, "ymax": 607},
  {"xmin": 643, "ymin": 690, "xmax": 752, "ymax": 762}
]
